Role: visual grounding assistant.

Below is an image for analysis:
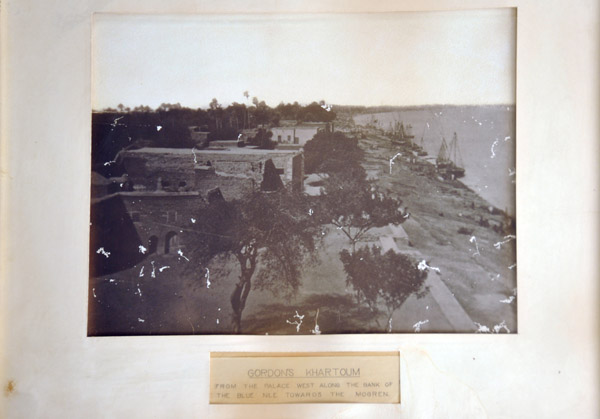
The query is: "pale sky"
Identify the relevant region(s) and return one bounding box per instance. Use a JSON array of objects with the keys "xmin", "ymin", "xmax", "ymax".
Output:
[{"xmin": 92, "ymin": 9, "xmax": 516, "ymax": 110}]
